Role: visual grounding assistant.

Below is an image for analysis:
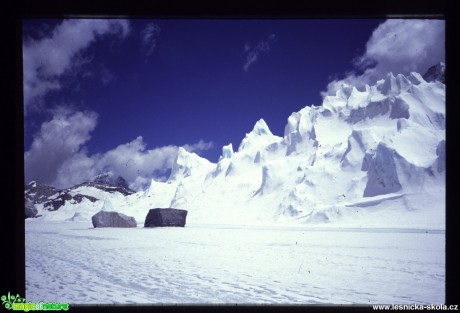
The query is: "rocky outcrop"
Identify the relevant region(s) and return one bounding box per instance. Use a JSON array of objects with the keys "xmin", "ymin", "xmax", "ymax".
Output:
[
  {"xmin": 25, "ymin": 179, "xmax": 133, "ymax": 214},
  {"xmin": 144, "ymin": 208, "xmax": 188, "ymax": 227},
  {"xmin": 25, "ymin": 181, "xmax": 59, "ymax": 204},
  {"xmin": 25, "ymin": 199, "xmax": 38, "ymax": 218},
  {"xmin": 71, "ymin": 181, "xmax": 134, "ymax": 196},
  {"xmin": 423, "ymin": 62, "xmax": 445, "ymax": 84},
  {"xmin": 43, "ymin": 193, "xmax": 98, "ymax": 211},
  {"xmin": 91, "ymin": 211, "xmax": 137, "ymax": 228}
]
